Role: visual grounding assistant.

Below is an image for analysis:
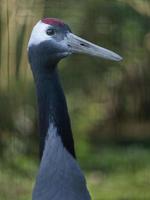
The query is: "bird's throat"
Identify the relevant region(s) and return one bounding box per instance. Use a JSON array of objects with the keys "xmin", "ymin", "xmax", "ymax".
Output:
[{"xmin": 33, "ymin": 67, "xmax": 76, "ymax": 159}]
